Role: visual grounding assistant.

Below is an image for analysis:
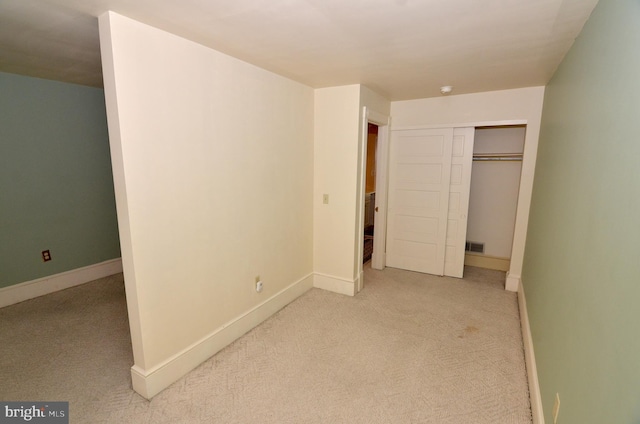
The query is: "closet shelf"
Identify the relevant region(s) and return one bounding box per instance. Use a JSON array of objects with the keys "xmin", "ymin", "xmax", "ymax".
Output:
[{"xmin": 472, "ymin": 153, "xmax": 523, "ymax": 162}]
